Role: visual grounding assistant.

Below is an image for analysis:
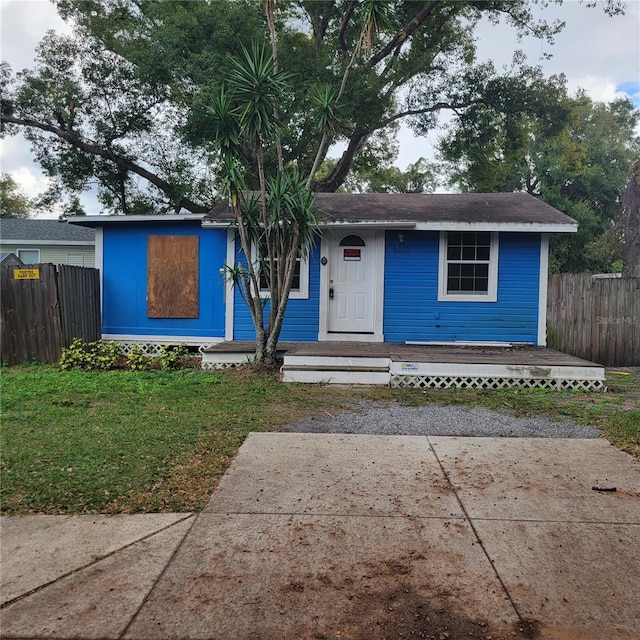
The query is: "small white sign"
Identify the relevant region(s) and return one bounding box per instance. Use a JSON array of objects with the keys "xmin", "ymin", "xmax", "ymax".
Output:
[{"xmin": 401, "ymin": 362, "xmax": 419, "ymax": 371}]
